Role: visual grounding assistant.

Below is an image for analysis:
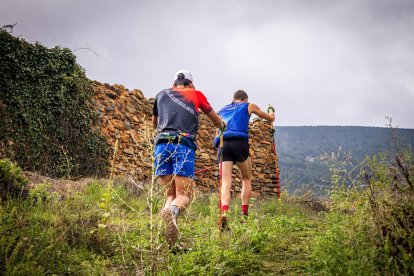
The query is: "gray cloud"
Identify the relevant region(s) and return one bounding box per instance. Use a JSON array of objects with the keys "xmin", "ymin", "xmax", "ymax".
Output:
[{"xmin": 1, "ymin": 0, "xmax": 413, "ymax": 128}]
